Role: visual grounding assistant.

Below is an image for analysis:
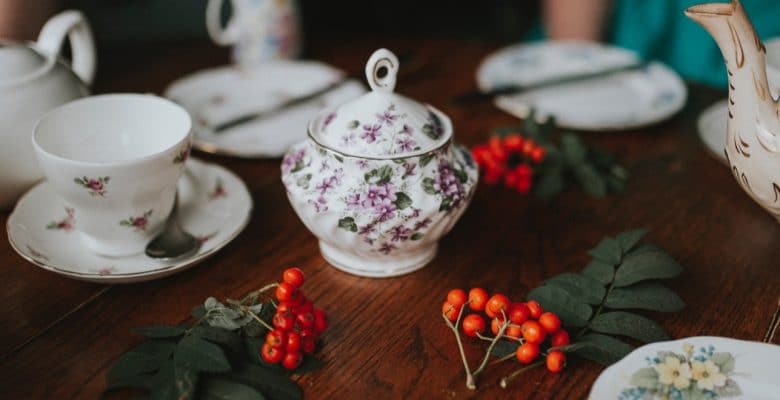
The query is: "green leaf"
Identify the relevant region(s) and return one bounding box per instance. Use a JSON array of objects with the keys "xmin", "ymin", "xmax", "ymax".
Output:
[
  {"xmin": 107, "ymin": 350, "xmax": 160, "ymax": 383},
  {"xmin": 393, "ymin": 192, "xmax": 413, "ymax": 210},
  {"xmin": 348, "ymin": 120, "xmax": 359, "ymax": 129},
  {"xmin": 453, "ymin": 167, "xmax": 468, "ymax": 184},
  {"xmin": 364, "ymin": 165, "xmax": 394, "ymax": 184},
  {"xmin": 543, "ymin": 273, "xmax": 605, "ymax": 305},
  {"xmin": 574, "ymin": 333, "xmax": 634, "ymax": 365},
  {"xmin": 294, "ymin": 355, "xmax": 323, "ymax": 374},
  {"xmin": 715, "ymin": 379, "xmax": 741, "ymax": 396},
  {"xmin": 589, "ymin": 311, "xmax": 670, "ymax": 343},
  {"xmin": 588, "ymin": 237, "xmax": 622, "ymax": 265},
  {"xmin": 711, "ymin": 352, "xmax": 736, "ymax": 373},
  {"xmin": 174, "ymin": 335, "xmax": 232, "ymax": 373},
  {"xmin": 337, "ymin": 217, "xmax": 358, "ymax": 233},
  {"xmin": 202, "ymin": 378, "xmax": 265, "ymax": 400},
  {"xmin": 419, "ymin": 153, "xmax": 434, "ymax": 167},
  {"xmin": 490, "ymin": 340, "xmax": 519, "ymax": 358},
  {"xmin": 192, "ymin": 325, "xmax": 243, "ymax": 355},
  {"xmin": 561, "ymin": 133, "xmax": 587, "ymax": 164},
  {"xmin": 149, "ymin": 359, "xmax": 176, "ymax": 400},
  {"xmin": 334, "ymin": 155, "xmax": 343, "ymax": 163},
  {"xmin": 583, "ymin": 259, "xmax": 614, "ymax": 285},
  {"xmin": 527, "ymin": 285, "xmax": 592, "ymax": 327},
  {"xmin": 174, "ymin": 365, "xmax": 198, "ymax": 400},
  {"xmin": 410, "ymin": 232, "xmax": 423, "ymax": 241},
  {"xmin": 605, "ymin": 282, "xmax": 685, "ymax": 312},
  {"xmin": 135, "ymin": 326, "xmax": 187, "ymax": 338},
  {"xmin": 615, "ymin": 229, "xmax": 648, "ymax": 253},
  {"xmin": 606, "ymin": 174, "xmax": 627, "ymax": 193},
  {"xmin": 629, "ymin": 367, "xmax": 659, "ymax": 388},
  {"xmin": 133, "ymin": 340, "xmax": 177, "ymax": 359},
  {"xmin": 220, "ymin": 362, "xmax": 302, "ymax": 400},
  {"xmin": 534, "ymin": 169, "xmax": 565, "ymax": 199},
  {"xmin": 192, "ymin": 305, "xmax": 206, "ymax": 319},
  {"xmin": 613, "ymin": 248, "xmax": 683, "ymax": 287},
  {"xmin": 573, "ymin": 163, "xmax": 607, "ymax": 197},
  {"xmin": 422, "ymin": 177, "xmax": 437, "ymax": 194}
]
